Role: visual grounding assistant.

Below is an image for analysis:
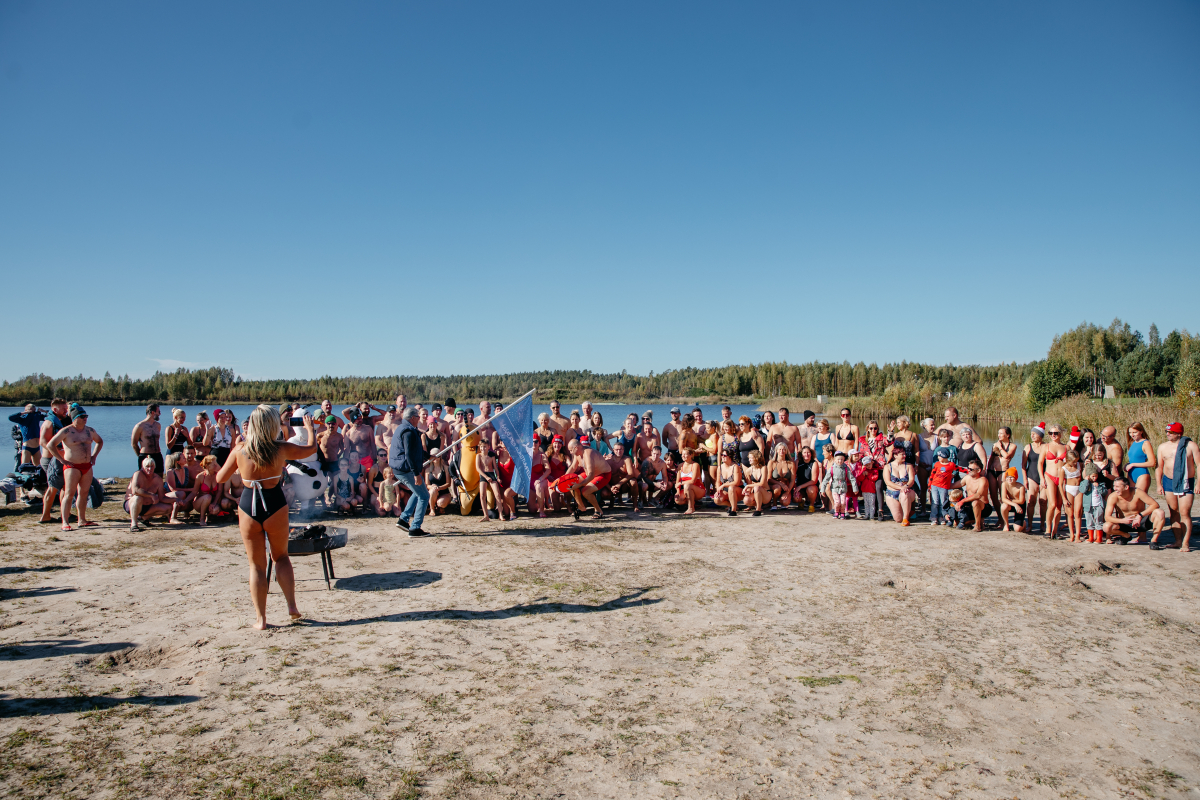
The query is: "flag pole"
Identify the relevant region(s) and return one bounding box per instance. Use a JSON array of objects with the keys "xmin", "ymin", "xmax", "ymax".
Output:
[{"xmin": 429, "ymin": 387, "xmax": 537, "ymax": 460}]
